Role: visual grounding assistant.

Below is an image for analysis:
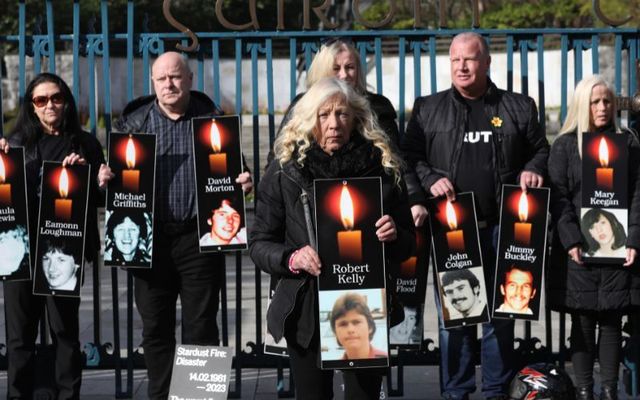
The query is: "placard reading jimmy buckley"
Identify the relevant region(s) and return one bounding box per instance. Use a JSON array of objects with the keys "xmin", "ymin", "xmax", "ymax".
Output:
[
  {"xmin": 105, "ymin": 132, "xmax": 156, "ymax": 268},
  {"xmin": 0, "ymin": 148, "xmax": 31, "ymax": 281},
  {"xmin": 581, "ymin": 131, "xmax": 629, "ymax": 264},
  {"xmin": 33, "ymin": 162, "xmax": 89, "ymax": 297},
  {"xmin": 492, "ymin": 185, "xmax": 549, "ymax": 321},
  {"xmin": 389, "ymin": 225, "xmax": 430, "ymax": 349},
  {"xmin": 314, "ymin": 177, "xmax": 388, "ymax": 369},
  {"xmin": 168, "ymin": 345, "xmax": 233, "ymax": 400},
  {"xmin": 427, "ymin": 192, "xmax": 488, "ymax": 328},
  {"xmin": 192, "ymin": 115, "xmax": 247, "ymax": 252}
]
